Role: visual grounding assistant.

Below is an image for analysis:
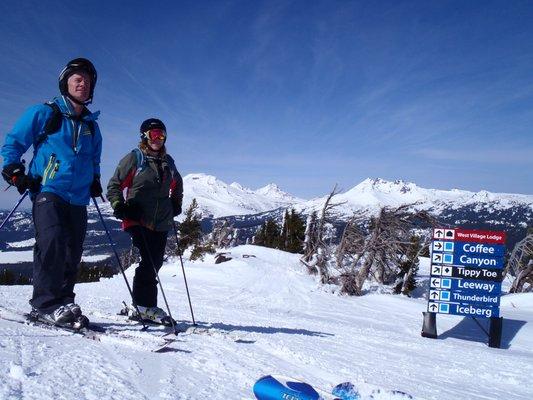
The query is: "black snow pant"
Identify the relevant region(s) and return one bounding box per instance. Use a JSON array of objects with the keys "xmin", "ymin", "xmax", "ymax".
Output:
[
  {"xmin": 31, "ymin": 192, "xmax": 87, "ymax": 313},
  {"xmin": 126, "ymin": 225, "xmax": 168, "ymax": 308}
]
